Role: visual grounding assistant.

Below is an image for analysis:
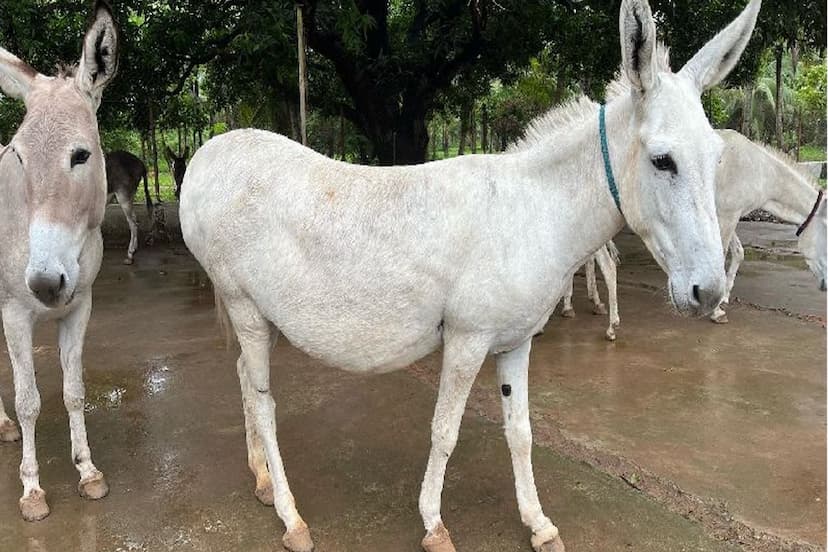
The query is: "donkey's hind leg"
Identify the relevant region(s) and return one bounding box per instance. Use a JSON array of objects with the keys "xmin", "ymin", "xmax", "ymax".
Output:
[
  {"xmin": 115, "ymin": 190, "xmax": 139, "ymax": 265},
  {"xmin": 496, "ymin": 339, "xmax": 564, "ymax": 552},
  {"xmin": 0, "ymin": 388, "xmax": 21, "ymax": 442},
  {"xmin": 419, "ymin": 331, "xmax": 489, "ymax": 552},
  {"xmin": 224, "ymin": 295, "xmax": 312, "ymax": 552},
  {"xmin": 237, "ymin": 353, "xmax": 273, "ymax": 506}
]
